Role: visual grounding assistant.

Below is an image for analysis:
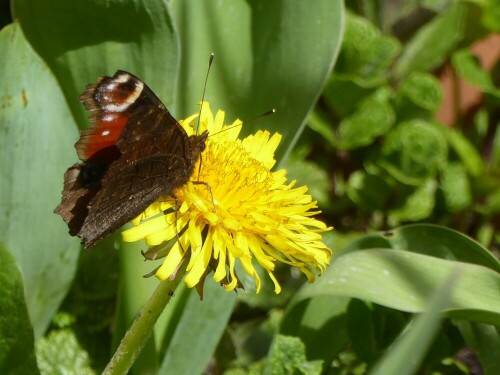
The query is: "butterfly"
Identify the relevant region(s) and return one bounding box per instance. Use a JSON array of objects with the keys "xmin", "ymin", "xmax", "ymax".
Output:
[{"xmin": 55, "ymin": 71, "xmax": 208, "ymax": 249}]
